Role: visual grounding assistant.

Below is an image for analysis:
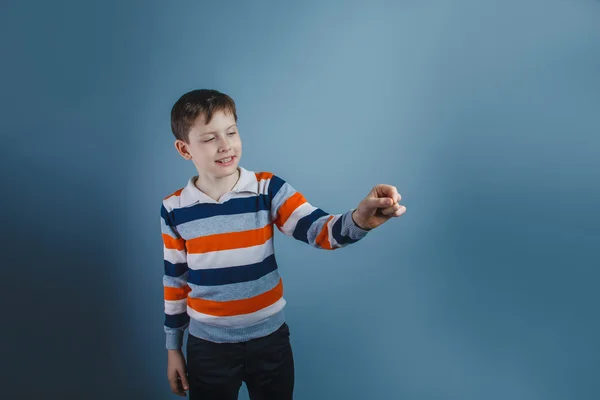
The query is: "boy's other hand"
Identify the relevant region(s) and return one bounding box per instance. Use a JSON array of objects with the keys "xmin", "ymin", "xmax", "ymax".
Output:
[
  {"xmin": 167, "ymin": 349, "xmax": 189, "ymax": 396},
  {"xmin": 352, "ymin": 184, "xmax": 406, "ymax": 230}
]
